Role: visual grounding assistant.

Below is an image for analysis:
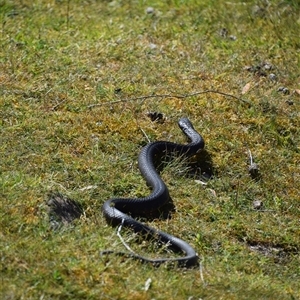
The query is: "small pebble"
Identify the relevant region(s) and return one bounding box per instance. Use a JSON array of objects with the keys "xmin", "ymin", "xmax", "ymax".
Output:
[
  {"xmin": 278, "ymin": 87, "xmax": 290, "ymax": 95},
  {"xmin": 253, "ymin": 200, "xmax": 263, "ymax": 210},
  {"xmin": 148, "ymin": 43, "xmax": 157, "ymax": 50},
  {"xmin": 263, "ymin": 63, "xmax": 273, "ymax": 70},
  {"xmin": 269, "ymin": 73, "xmax": 277, "ymax": 81},
  {"xmin": 146, "ymin": 7, "xmax": 155, "ymax": 14},
  {"xmin": 282, "ymin": 88, "xmax": 290, "ymax": 95},
  {"xmin": 285, "ymin": 99, "xmax": 293, "ymax": 105},
  {"xmin": 249, "ymin": 163, "xmax": 259, "ymax": 178},
  {"xmin": 219, "ymin": 28, "xmax": 228, "ymax": 37}
]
